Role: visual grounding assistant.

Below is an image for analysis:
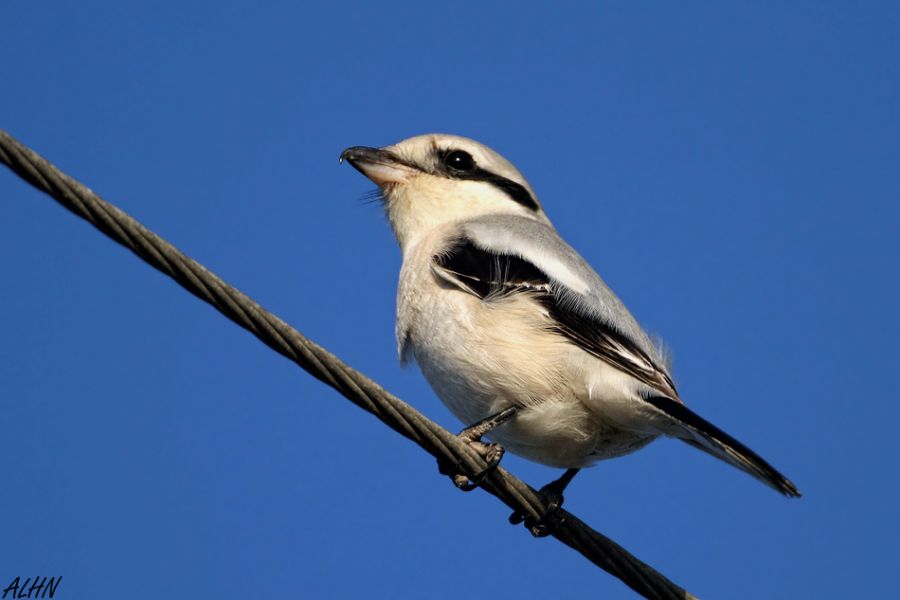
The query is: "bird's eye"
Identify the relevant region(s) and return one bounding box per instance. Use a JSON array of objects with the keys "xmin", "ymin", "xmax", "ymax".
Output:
[{"xmin": 443, "ymin": 150, "xmax": 475, "ymax": 172}]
